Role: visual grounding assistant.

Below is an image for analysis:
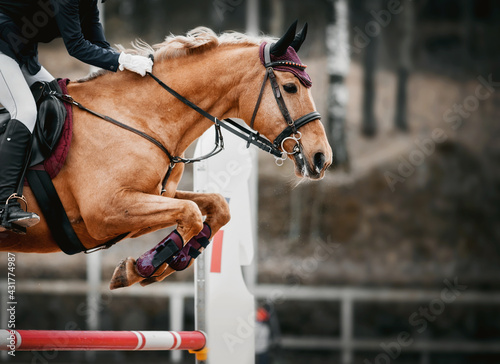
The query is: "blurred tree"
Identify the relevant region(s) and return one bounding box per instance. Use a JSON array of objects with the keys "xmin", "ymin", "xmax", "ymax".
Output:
[
  {"xmin": 133, "ymin": 0, "xmax": 150, "ymax": 35},
  {"xmin": 270, "ymin": 0, "xmax": 284, "ymax": 36},
  {"xmin": 394, "ymin": 0, "xmax": 415, "ymax": 131},
  {"xmin": 461, "ymin": 0, "xmax": 473, "ymax": 70},
  {"xmin": 291, "ymin": 0, "xmax": 351, "ymax": 242},
  {"xmin": 288, "ymin": 183, "xmax": 310, "ymax": 242},
  {"xmin": 361, "ymin": 0, "xmax": 380, "ymax": 137},
  {"xmin": 326, "ymin": 0, "xmax": 350, "ymax": 170},
  {"xmin": 302, "ymin": 0, "xmax": 352, "ymax": 242}
]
